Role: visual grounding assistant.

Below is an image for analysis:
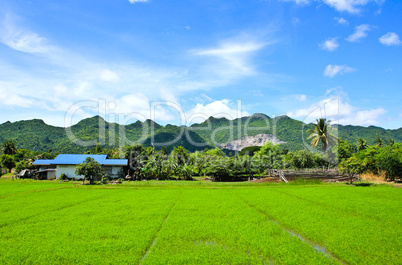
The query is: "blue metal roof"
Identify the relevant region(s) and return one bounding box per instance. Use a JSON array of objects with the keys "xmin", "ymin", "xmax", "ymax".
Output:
[
  {"xmin": 53, "ymin": 154, "xmax": 107, "ymax": 165},
  {"xmin": 32, "ymin": 159, "xmax": 52, "ymax": 166},
  {"xmin": 102, "ymin": 159, "xmax": 128, "ymax": 166},
  {"xmin": 33, "ymin": 154, "xmax": 127, "ymax": 166}
]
